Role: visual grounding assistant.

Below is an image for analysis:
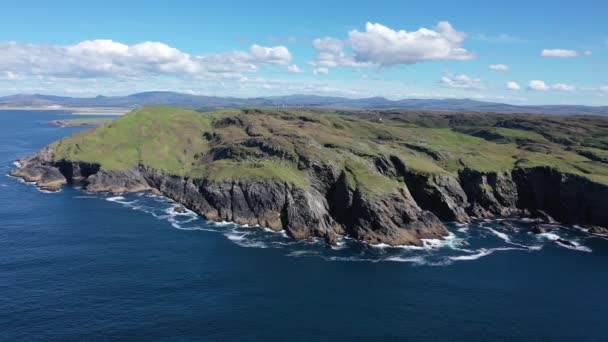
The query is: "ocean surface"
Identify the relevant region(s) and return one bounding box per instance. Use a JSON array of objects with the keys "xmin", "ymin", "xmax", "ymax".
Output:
[{"xmin": 1, "ymin": 110, "xmax": 608, "ymax": 341}]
